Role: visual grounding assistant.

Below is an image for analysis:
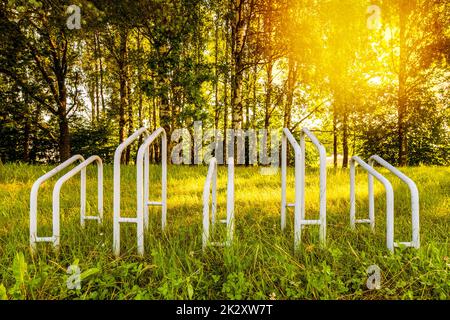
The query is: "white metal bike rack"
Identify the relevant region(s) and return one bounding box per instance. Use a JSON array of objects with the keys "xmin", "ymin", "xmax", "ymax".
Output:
[
  {"xmin": 299, "ymin": 128, "xmax": 327, "ymax": 245},
  {"xmin": 113, "ymin": 127, "xmax": 150, "ymax": 256},
  {"xmin": 136, "ymin": 127, "xmax": 167, "ymax": 256},
  {"xmin": 368, "ymin": 155, "xmax": 420, "ymax": 249},
  {"xmin": 281, "ymin": 128, "xmax": 302, "ymax": 249},
  {"xmin": 113, "ymin": 127, "xmax": 168, "ymax": 257},
  {"xmin": 30, "ymin": 154, "xmax": 86, "ymax": 252},
  {"xmin": 350, "ymin": 156, "xmax": 394, "ymax": 252},
  {"xmin": 202, "ymin": 157, "xmax": 234, "ymax": 250},
  {"xmin": 52, "ymin": 155, "xmax": 103, "ymax": 249}
]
